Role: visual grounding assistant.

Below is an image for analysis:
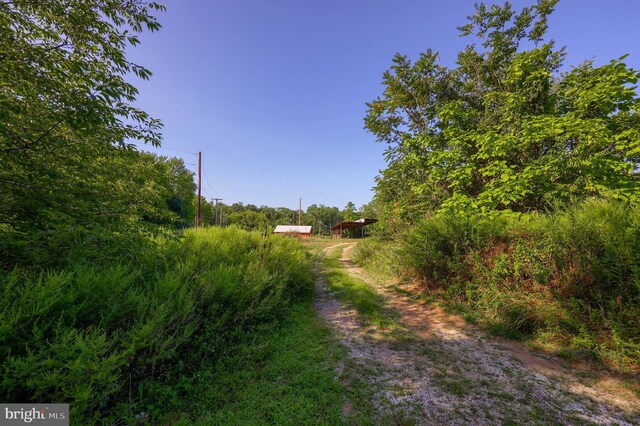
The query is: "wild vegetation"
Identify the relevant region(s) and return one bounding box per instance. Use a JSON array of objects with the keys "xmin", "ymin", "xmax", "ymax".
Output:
[
  {"xmin": 360, "ymin": 0, "xmax": 640, "ymax": 371},
  {"xmin": 0, "ymin": 228, "xmax": 332, "ymax": 423},
  {"xmin": 356, "ymin": 200, "xmax": 640, "ymax": 369},
  {"xmin": 0, "ymin": 2, "xmax": 353, "ymax": 424},
  {"xmin": 3, "ymin": 0, "xmax": 639, "ymax": 422},
  {"xmin": 0, "ymin": 1, "xmax": 191, "ymax": 269}
]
